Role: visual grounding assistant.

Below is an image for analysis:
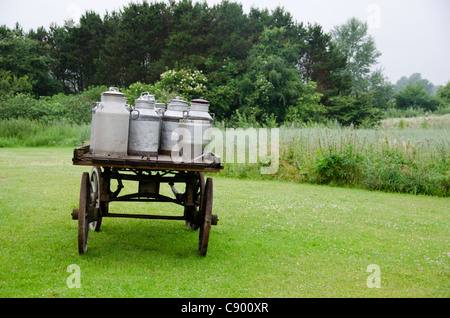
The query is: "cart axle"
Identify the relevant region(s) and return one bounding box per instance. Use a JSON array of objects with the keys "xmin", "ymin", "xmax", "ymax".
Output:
[
  {"xmin": 73, "ymin": 209, "xmax": 218, "ymax": 224},
  {"xmin": 103, "ymin": 212, "xmax": 185, "ymax": 220}
]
